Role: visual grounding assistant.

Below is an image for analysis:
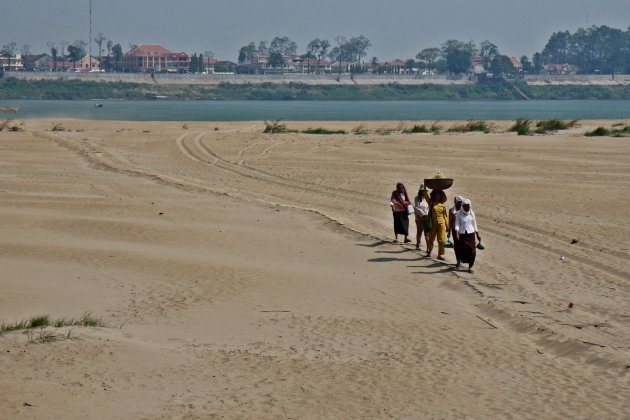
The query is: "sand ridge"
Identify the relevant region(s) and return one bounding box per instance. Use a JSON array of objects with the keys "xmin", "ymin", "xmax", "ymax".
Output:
[{"xmin": 1, "ymin": 119, "xmax": 629, "ymax": 418}]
